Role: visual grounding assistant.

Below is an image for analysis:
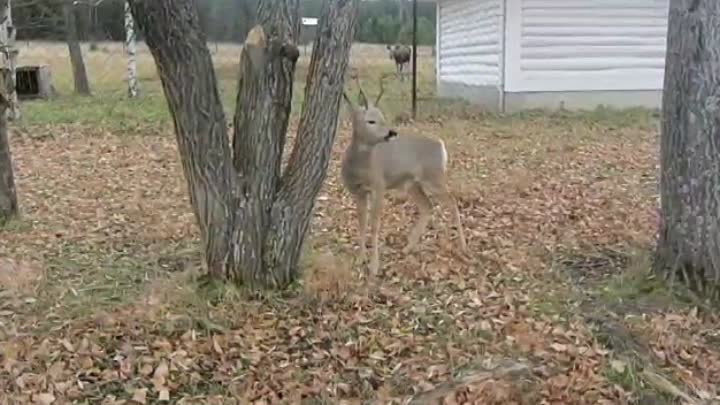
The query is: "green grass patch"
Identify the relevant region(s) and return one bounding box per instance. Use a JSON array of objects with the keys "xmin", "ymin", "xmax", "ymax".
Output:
[
  {"xmin": 604, "ymin": 358, "xmax": 643, "ymax": 392},
  {"xmin": 596, "ymin": 250, "xmax": 695, "ymax": 313},
  {"xmin": 36, "ymin": 252, "xmax": 163, "ymax": 319},
  {"xmin": 0, "ymin": 217, "xmax": 32, "ymax": 233},
  {"xmin": 602, "ymin": 358, "xmax": 679, "ymax": 405},
  {"xmin": 20, "ymin": 92, "xmax": 171, "ymax": 128},
  {"xmin": 528, "ymin": 288, "xmax": 576, "ymax": 317}
]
